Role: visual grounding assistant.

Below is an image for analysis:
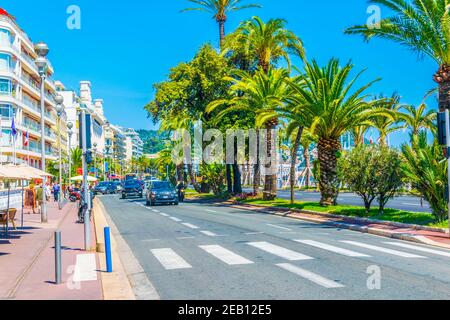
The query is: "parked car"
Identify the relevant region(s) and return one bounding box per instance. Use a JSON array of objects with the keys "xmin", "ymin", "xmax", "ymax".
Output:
[
  {"xmin": 146, "ymin": 181, "xmax": 179, "ymax": 206},
  {"xmin": 93, "ymin": 182, "xmax": 116, "ymax": 195},
  {"xmin": 122, "ymin": 180, "xmax": 144, "ymax": 199}
]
